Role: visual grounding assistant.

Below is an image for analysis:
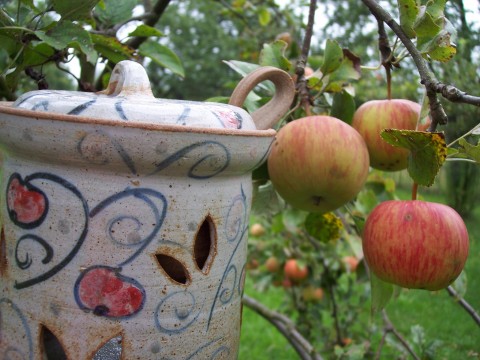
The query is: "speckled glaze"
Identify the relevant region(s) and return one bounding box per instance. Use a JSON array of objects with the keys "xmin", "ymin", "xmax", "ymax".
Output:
[{"xmin": 0, "ymin": 61, "xmax": 295, "ymax": 359}]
